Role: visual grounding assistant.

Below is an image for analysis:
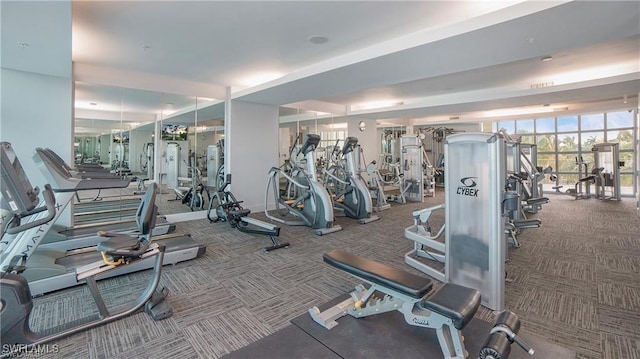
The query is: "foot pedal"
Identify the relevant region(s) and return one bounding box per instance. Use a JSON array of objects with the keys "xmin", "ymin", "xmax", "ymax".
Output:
[
  {"xmin": 145, "ymin": 286, "xmax": 172, "ymax": 320},
  {"xmin": 263, "ymin": 241, "xmax": 290, "ymax": 253}
]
